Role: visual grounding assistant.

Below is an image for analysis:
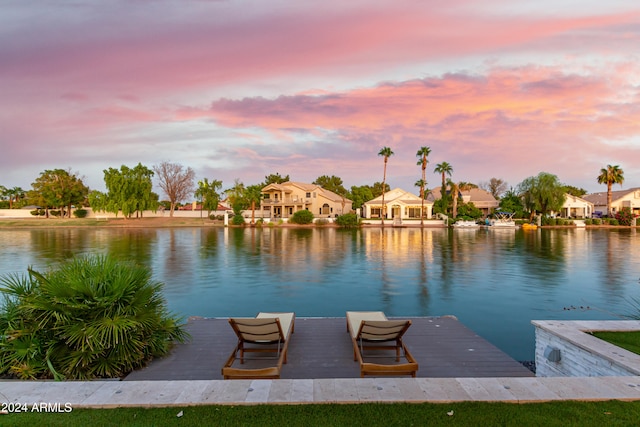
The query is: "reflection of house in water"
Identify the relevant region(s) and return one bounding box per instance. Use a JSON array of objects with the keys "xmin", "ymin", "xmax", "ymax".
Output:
[
  {"xmin": 246, "ymin": 228, "xmax": 349, "ymax": 281},
  {"xmin": 362, "ymin": 188, "xmax": 433, "ymax": 220},
  {"xmin": 361, "ymin": 228, "xmax": 437, "ymax": 266},
  {"xmin": 260, "ymin": 182, "xmax": 352, "ymax": 219}
]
